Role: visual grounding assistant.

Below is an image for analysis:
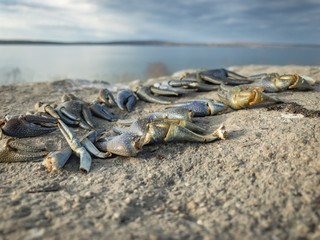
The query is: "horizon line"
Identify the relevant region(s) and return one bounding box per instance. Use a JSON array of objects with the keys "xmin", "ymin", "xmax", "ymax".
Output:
[{"xmin": 1, "ymin": 39, "xmax": 320, "ymax": 49}]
